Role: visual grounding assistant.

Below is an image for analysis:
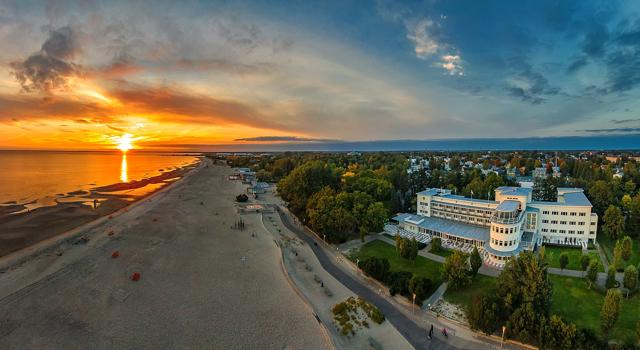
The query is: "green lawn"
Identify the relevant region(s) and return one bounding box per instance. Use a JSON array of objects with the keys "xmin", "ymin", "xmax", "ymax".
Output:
[
  {"xmin": 598, "ymin": 235, "xmax": 640, "ymax": 270},
  {"xmin": 543, "ymin": 245, "xmax": 604, "ymax": 272},
  {"xmin": 352, "ymin": 240, "xmax": 443, "ymax": 293},
  {"xmin": 430, "ymin": 246, "xmax": 453, "ymax": 258},
  {"xmin": 443, "ymin": 275, "xmax": 497, "ymax": 310},
  {"xmin": 549, "ymin": 275, "xmax": 640, "ymax": 343}
]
